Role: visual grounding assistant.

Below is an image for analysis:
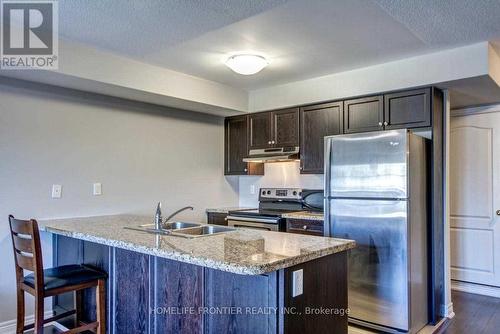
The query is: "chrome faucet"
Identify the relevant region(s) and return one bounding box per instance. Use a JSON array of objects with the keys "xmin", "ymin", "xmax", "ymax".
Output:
[
  {"xmin": 154, "ymin": 202, "xmax": 163, "ymax": 230},
  {"xmin": 164, "ymin": 206, "xmax": 194, "ymax": 223},
  {"xmin": 154, "ymin": 203, "xmax": 194, "ymax": 231}
]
